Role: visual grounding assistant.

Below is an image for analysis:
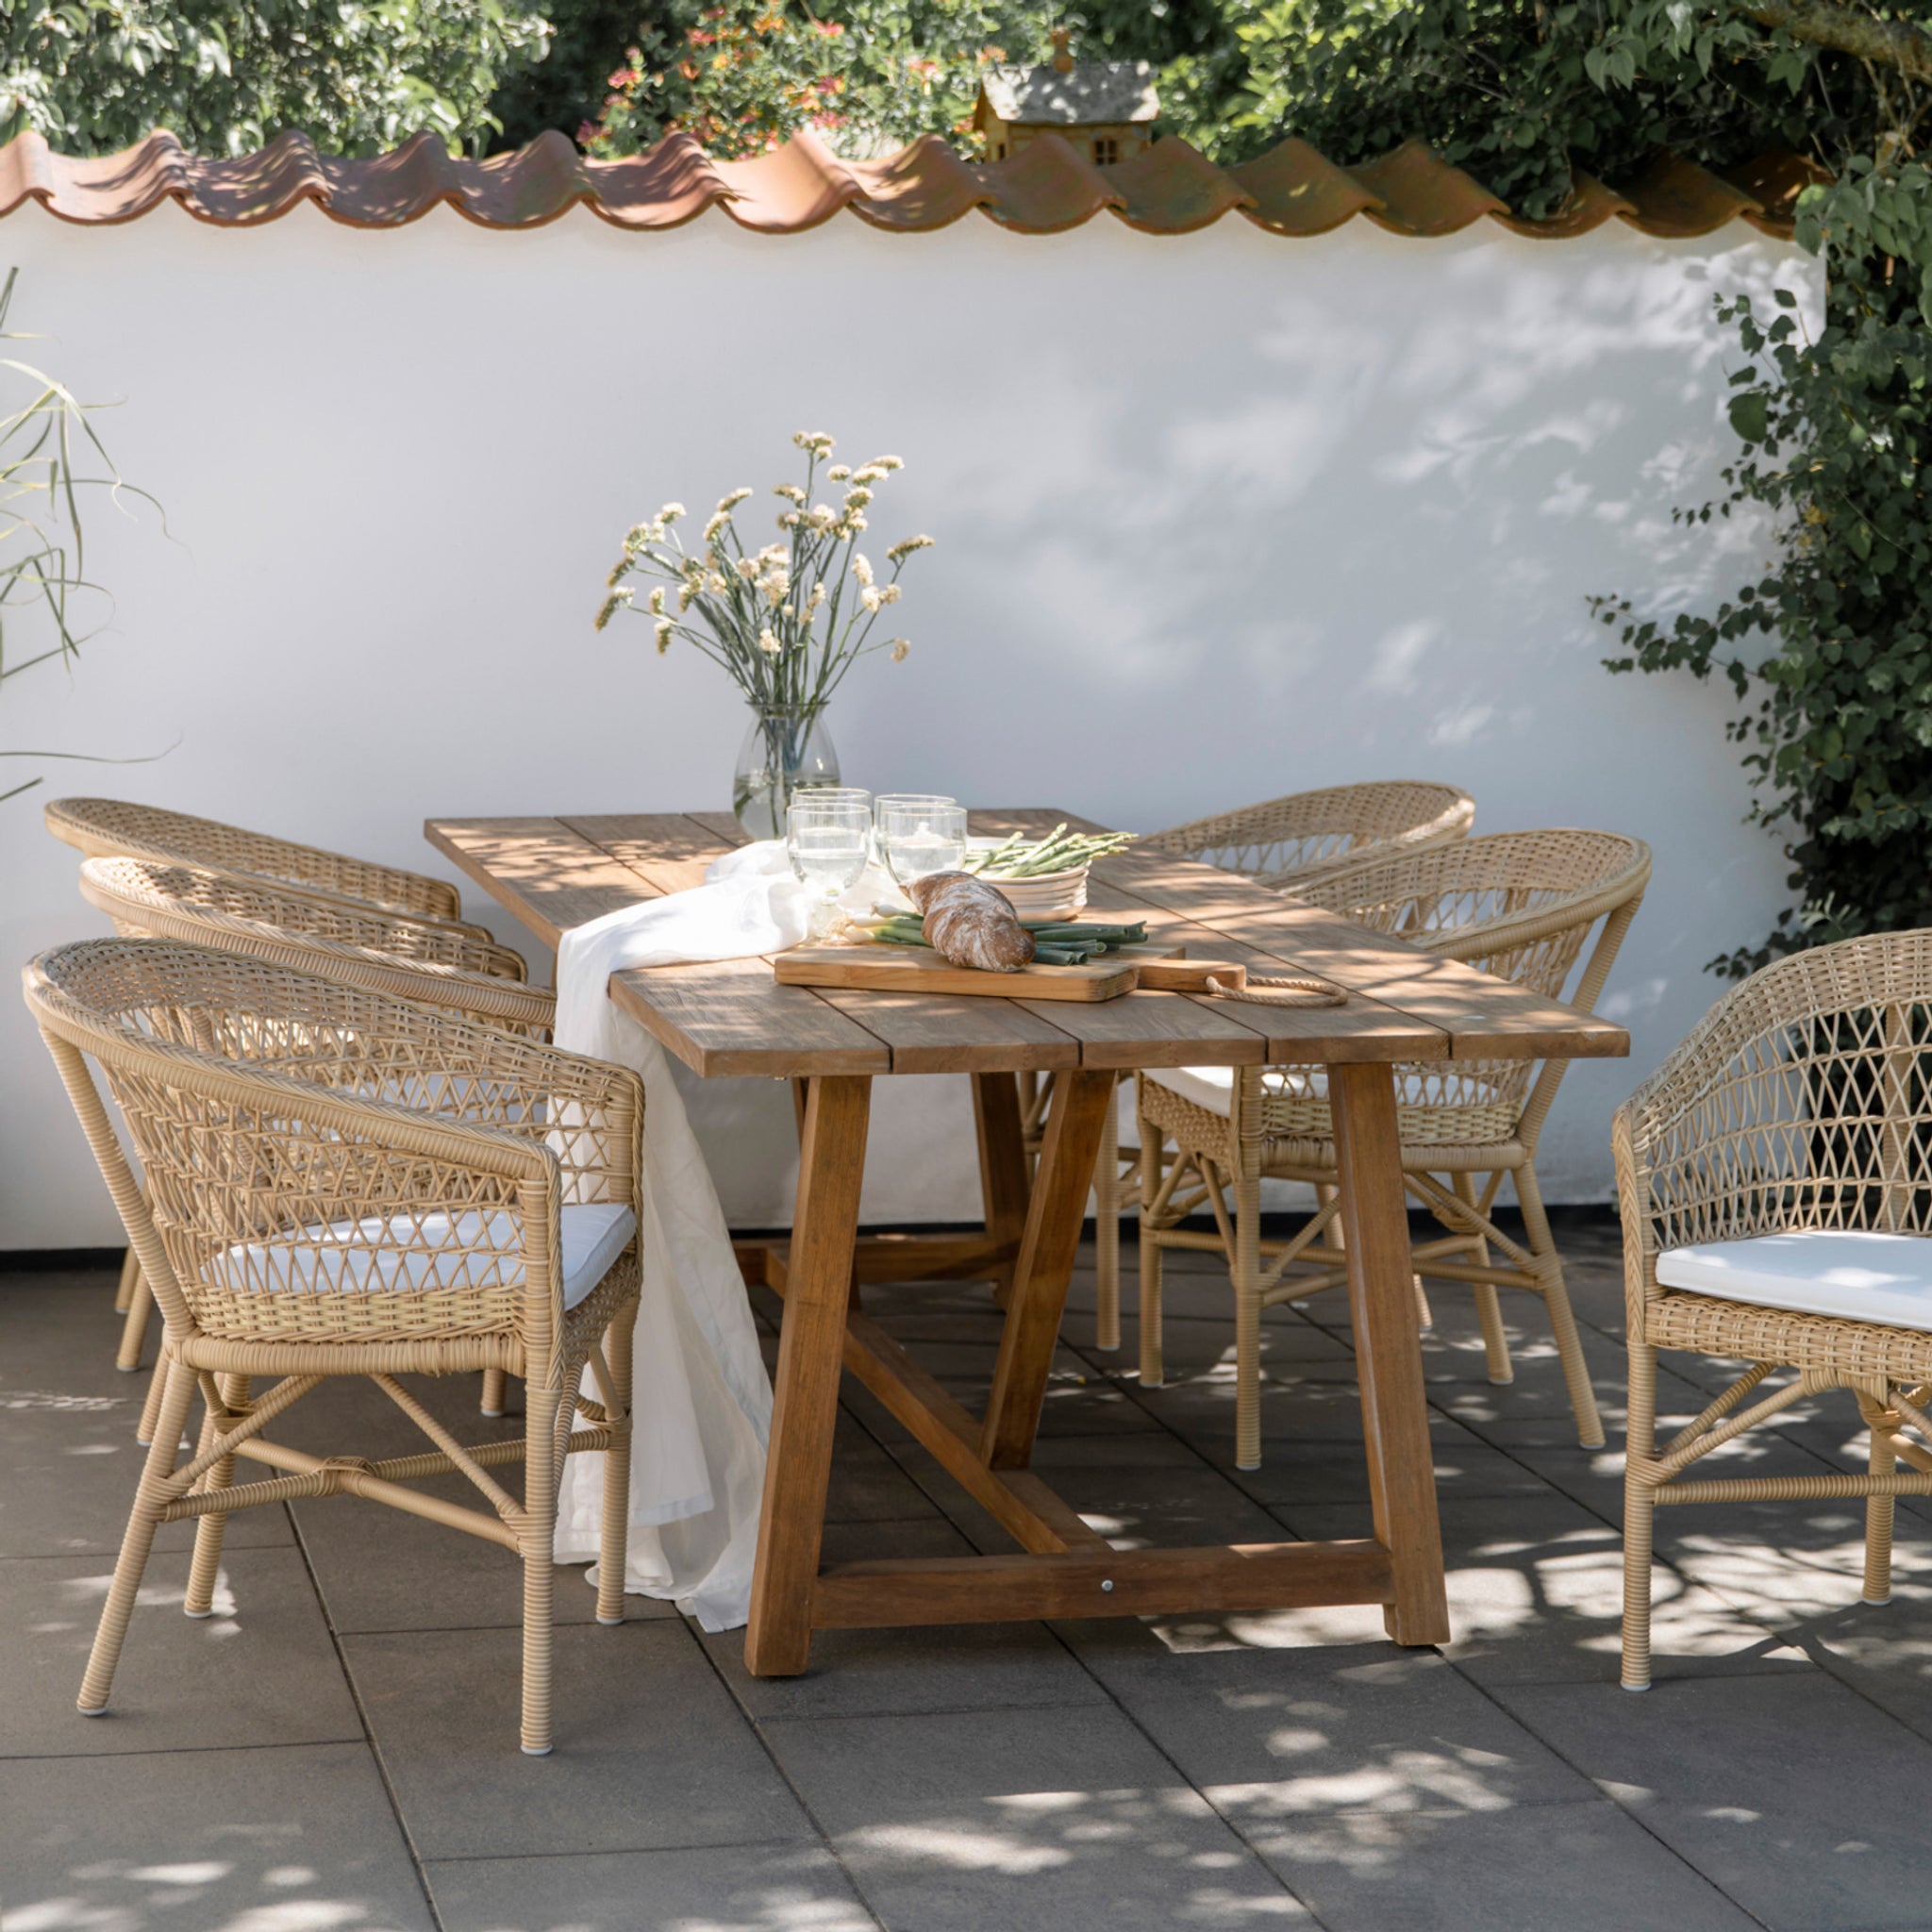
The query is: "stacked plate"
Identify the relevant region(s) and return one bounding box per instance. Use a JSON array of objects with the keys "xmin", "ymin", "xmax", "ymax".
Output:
[{"xmin": 969, "ymin": 841, "xmax": 1090, "ymax": 922}]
